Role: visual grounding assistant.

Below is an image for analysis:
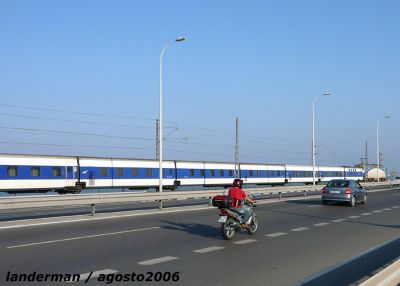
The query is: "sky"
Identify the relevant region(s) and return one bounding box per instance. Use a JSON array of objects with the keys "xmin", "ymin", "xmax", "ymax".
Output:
[{"xmin": 0, "ymin": 0, "xmax": 399, "ymax": 173}]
